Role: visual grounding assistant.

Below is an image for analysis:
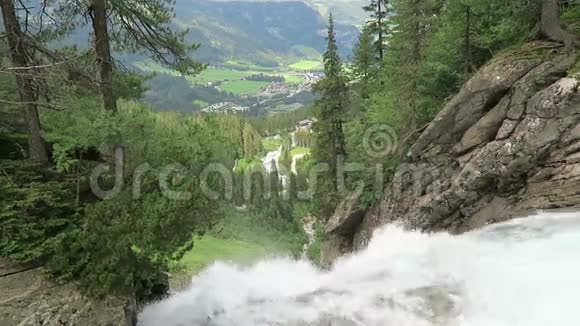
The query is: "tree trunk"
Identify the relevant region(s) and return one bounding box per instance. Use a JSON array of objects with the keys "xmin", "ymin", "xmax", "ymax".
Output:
[
  {"xmin": 541, "ymin": 0, "xmax": 578, "ymax": 48},
  {"xmin": 91, "ymin": 0, "xmax": 117, "ymax": 112},
  {"xmin": 0, "ymin": 0, "xmax": 50, "ymax": 164},
  {"xmin": 409, "ymin": 1, "xmax": 421, "ymax": 130},
  {"xmin": 464, "ymin": 5, "xmax": 472, "ymax": 74},
  {"xmin": 378, "ymin": 0, "xmax": 384, "ymax": 61}
]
